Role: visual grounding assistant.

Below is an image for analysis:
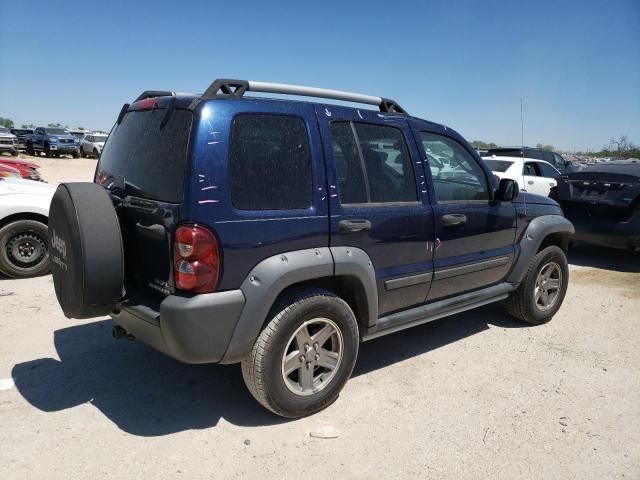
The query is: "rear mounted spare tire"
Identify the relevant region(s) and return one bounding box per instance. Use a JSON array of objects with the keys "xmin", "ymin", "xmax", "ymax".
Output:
[{"xmin": 49, "ymin": 182, "xmax": 124, "ymax": 319}]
